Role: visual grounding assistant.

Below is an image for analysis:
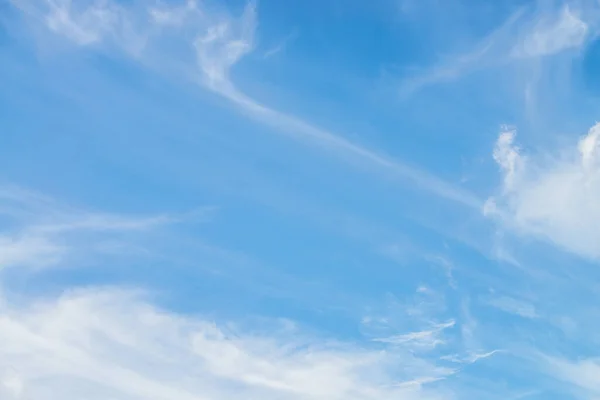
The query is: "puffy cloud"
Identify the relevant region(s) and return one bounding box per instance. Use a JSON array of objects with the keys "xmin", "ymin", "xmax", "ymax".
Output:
[{"xmin": 486, "ymin": 123, "xmax": 600, "ymax": 259}]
